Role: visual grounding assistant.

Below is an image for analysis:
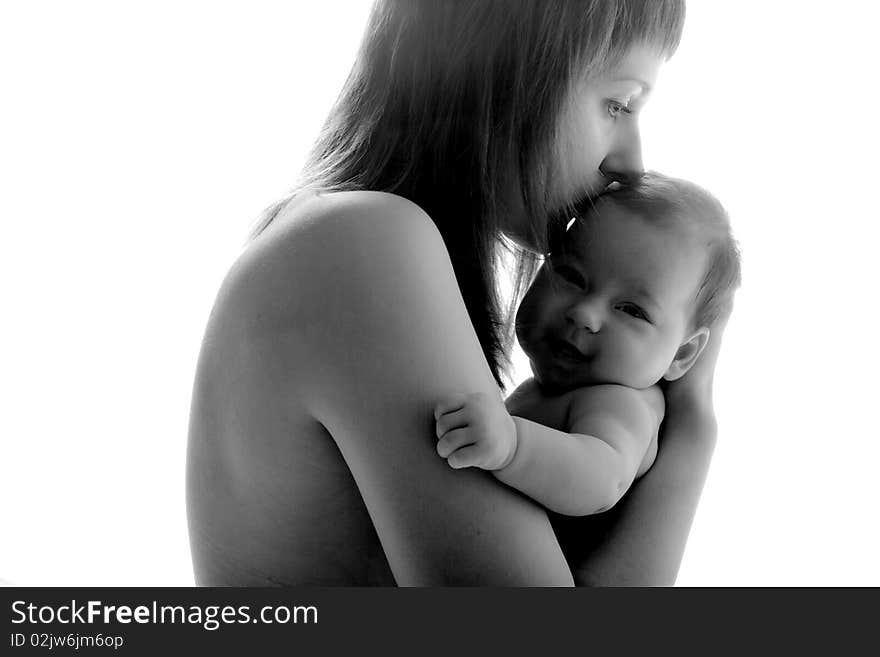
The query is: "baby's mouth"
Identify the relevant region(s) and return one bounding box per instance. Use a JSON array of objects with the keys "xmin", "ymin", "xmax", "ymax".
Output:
[{"xmin": 545, "ymin": 336, "xmax": 589, "ymax": 365}]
